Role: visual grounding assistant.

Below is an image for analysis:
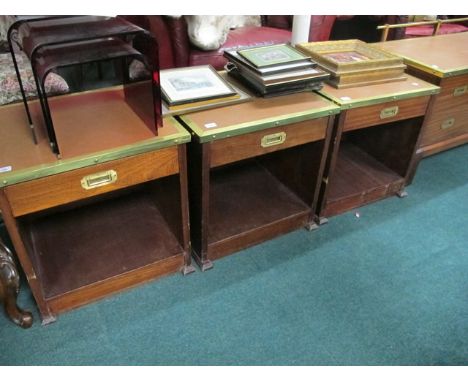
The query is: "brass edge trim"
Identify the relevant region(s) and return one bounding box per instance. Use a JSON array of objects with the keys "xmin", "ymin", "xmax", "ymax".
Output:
[
  {"xmin": 178, "ymin": 116, "xmax": 207, "ymax": 141},
  {"xmin": 0, "ymin": 117, "xmax": 191, "ymax": 188},
  {"xmin": 373, "ymin": 46, "xmax": 446, "ymax": 77},
  {"xmin": 318, "ymin": 86, "xmax": 440, "ymax": 109},
  {"xmin": 376, "ymin": 46, "xmax": 468, "ymax": 77},
  {"xmin": 399, "ymin": 55, "xmax": 468, "ymax": 77},
  {"xmin": 403, "ymin": 58, "xmax": 448, "ymax": 78},
  {"xmin": 178, "ymin": 106, "xmax": 340, "ymax": 143},
  {"xmin": 442, "ymin": 67, "xmax": 468, "ymax": 77}
]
